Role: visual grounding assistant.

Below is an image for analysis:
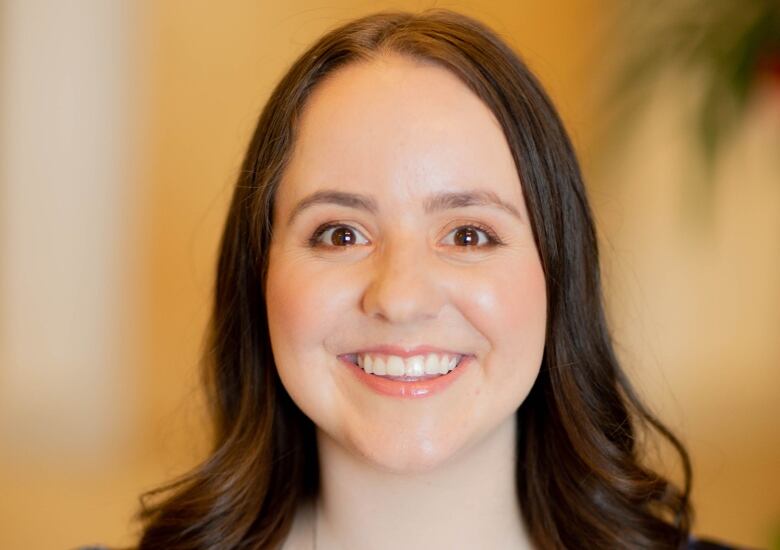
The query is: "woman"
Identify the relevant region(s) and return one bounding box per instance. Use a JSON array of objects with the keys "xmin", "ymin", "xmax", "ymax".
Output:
[{"xmin": 123, "ymin": 9, "xmax": 739, "ymax": 550}]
